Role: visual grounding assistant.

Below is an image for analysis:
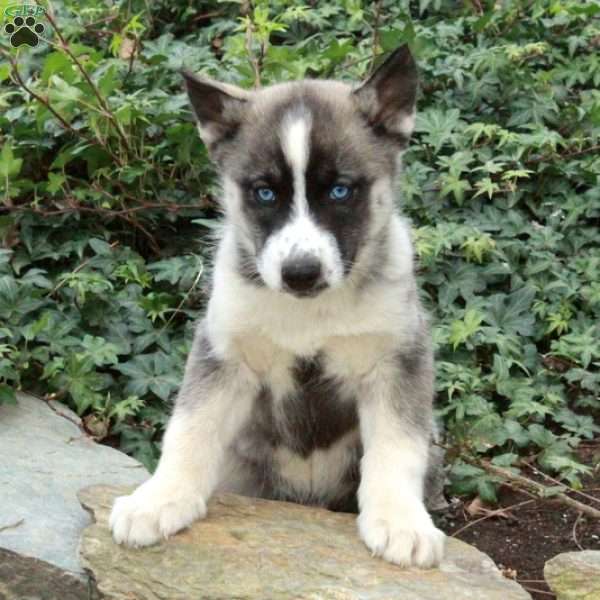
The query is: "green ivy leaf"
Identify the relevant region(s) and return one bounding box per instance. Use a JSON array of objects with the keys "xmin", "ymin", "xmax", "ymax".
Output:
[
  {"xmin": 116, "ymin": 353, "xmax": 181, "ymax": 401},
  {"xmin": 0, "ymin": 143, "xmax": 23, "ymax": 179},
  {"xmin": 0, "ymin": 383, "xmax": 17, "ymax": 405},
  {"xmin": 449, "ymin": 309, "xmax": 484, "ymax": 350}
]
